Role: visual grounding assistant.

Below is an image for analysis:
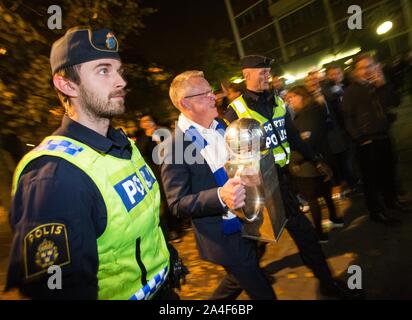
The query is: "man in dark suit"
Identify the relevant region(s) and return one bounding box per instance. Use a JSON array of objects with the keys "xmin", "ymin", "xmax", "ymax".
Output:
[{"xmin": 161, "ymin": 70, "xmax": 276, "ymax": 299}]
